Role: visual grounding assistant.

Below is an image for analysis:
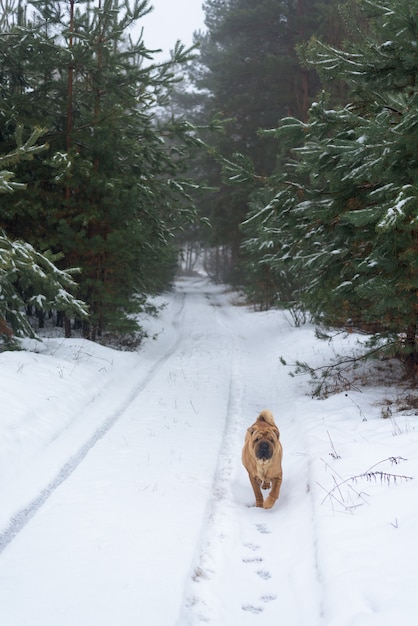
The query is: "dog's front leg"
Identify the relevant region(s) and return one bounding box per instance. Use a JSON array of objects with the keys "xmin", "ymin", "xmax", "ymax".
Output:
[
  {"xmin": 263, "ymin": 475, "xmax": 282, "ymax": 509},
  {"xmin": 249, "ymin": 473, "xmax": 264, "ymax": 507}
]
